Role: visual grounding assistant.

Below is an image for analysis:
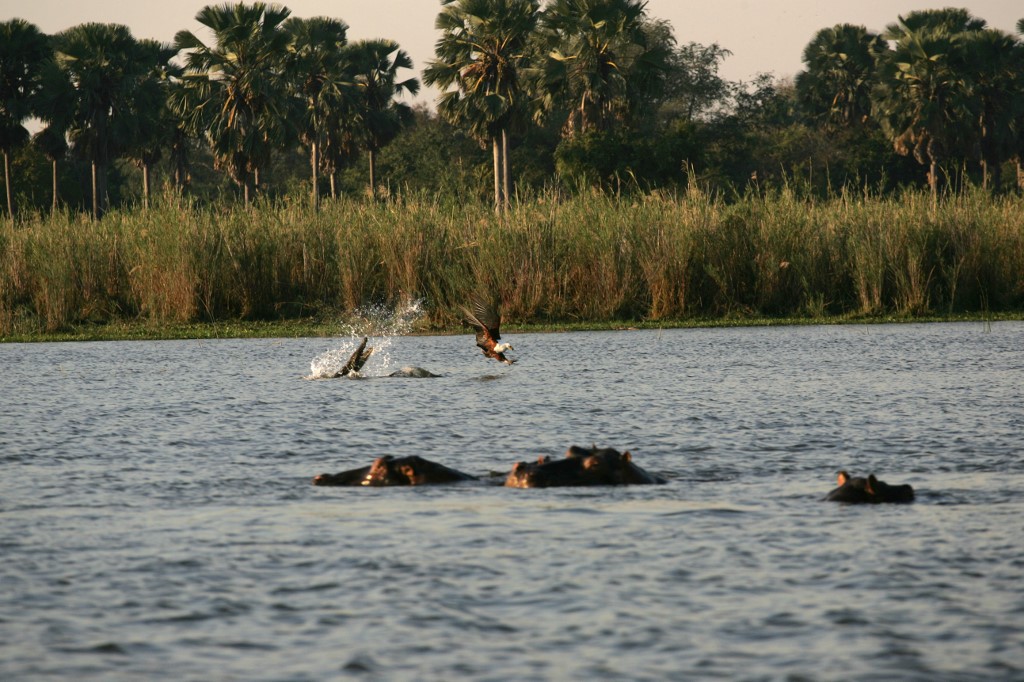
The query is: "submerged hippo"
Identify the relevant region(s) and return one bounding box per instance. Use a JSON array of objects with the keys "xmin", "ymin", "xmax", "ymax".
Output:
[
  {"xmin": 504, "ymin": 445, "xmax": 666, "ymax": 488},
  {"xmin": 312, "ymin": 455, "xmax": 475, "ymax": 487},
  {"xmin": 823, "ymin": 470, "xmax": 915, "ymax": 503}
]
